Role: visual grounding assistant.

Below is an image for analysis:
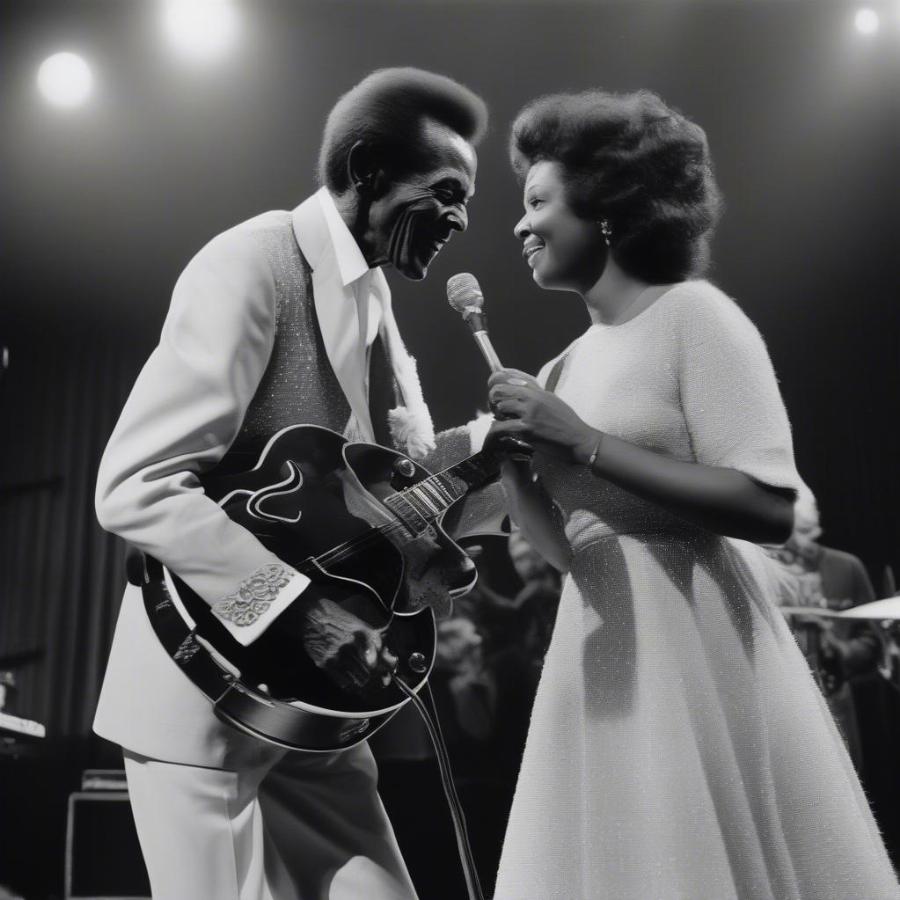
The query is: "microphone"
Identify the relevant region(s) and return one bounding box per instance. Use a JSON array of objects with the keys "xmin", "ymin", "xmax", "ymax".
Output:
[
  {"xmin": 446, "ymin": 273, "xmax": 503, "ymax": 373},
  {"xmin": 447, "ymin": 273, "xmax": 533, "ymax": 462}
]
